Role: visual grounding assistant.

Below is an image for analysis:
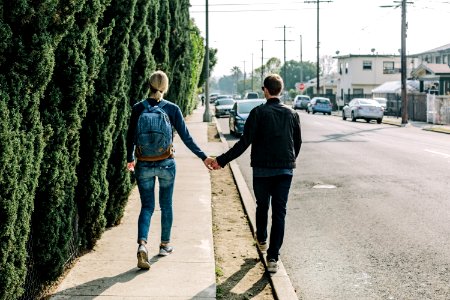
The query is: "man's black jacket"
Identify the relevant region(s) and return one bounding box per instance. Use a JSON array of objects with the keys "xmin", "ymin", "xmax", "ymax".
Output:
[{"xmin": 216, "ymin": 98, "xmax": 302, "ymax": 169}]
